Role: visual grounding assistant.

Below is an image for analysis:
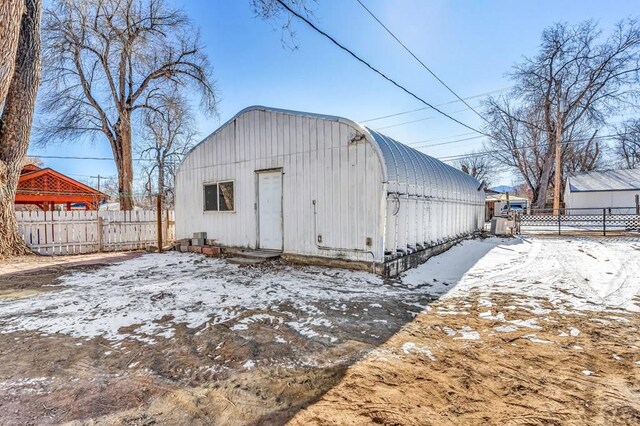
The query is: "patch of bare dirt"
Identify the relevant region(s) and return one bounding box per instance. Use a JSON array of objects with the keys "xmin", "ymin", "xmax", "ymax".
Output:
[
  {"xmin": 2, "ymin": 245, "xmax": 639, "ymax": 425},
  {"xmin": 290, "ymin": 292, "xmax": 640, "ymax": 426},
  {"xmin": 0, "ymin": 251, "xmax": 141, "ymax": 281},
  {"xmin": 0, "ymin": 257, "xmax": 423, "ymax": 425}
]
